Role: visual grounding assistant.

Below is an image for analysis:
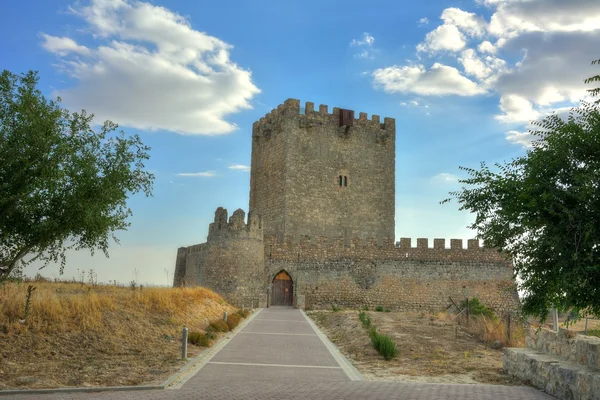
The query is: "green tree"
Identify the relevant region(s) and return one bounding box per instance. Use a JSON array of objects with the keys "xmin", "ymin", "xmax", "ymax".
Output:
[
  {"xmin": 585, "ymin": 59, "xmax": 600, "ymax": 101},
  {"xmin": 0, "ymin": 70, "xmax": 154, "ymax": 281},
  {"xmin": 443, "ymin": 66, "xmax": 600, "ymax": 322}
]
